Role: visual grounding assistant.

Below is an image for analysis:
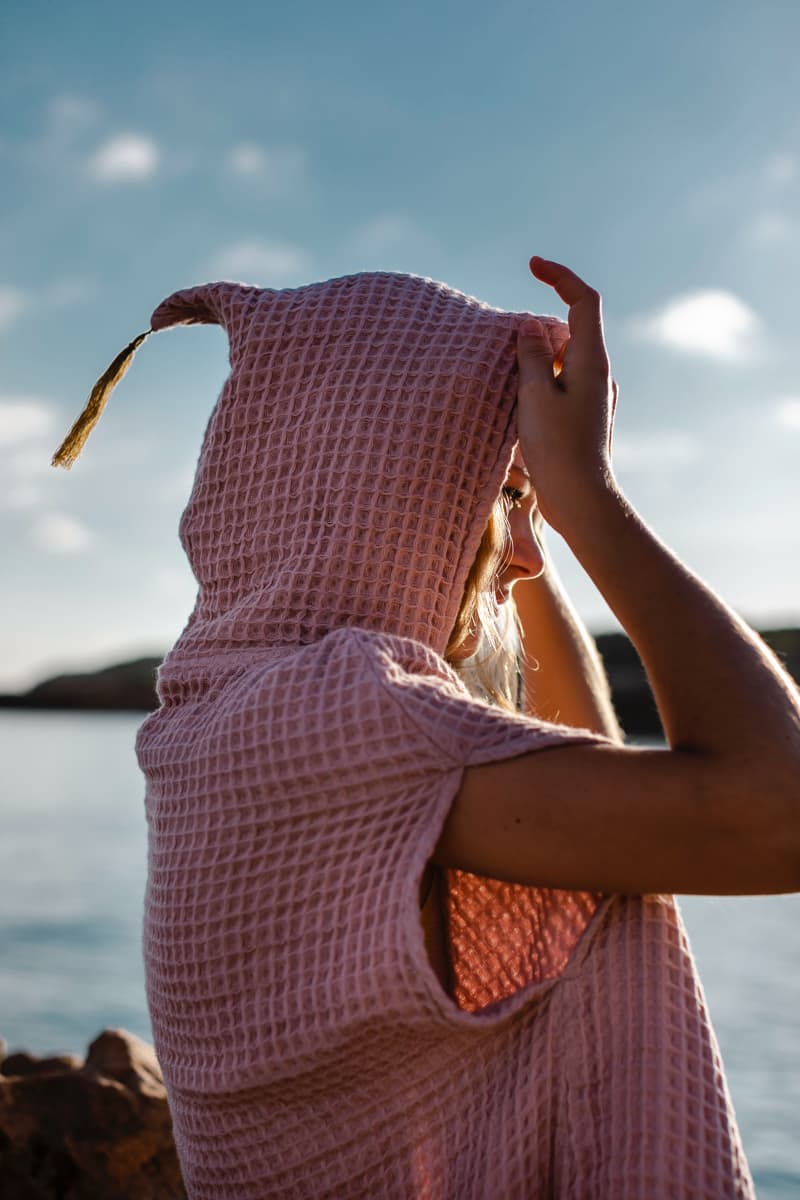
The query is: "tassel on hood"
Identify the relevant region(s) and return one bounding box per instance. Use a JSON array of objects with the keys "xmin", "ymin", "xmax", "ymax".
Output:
[{"xmin": 51, "ymin": 330, "xmax": 151, "ymax": 469}]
